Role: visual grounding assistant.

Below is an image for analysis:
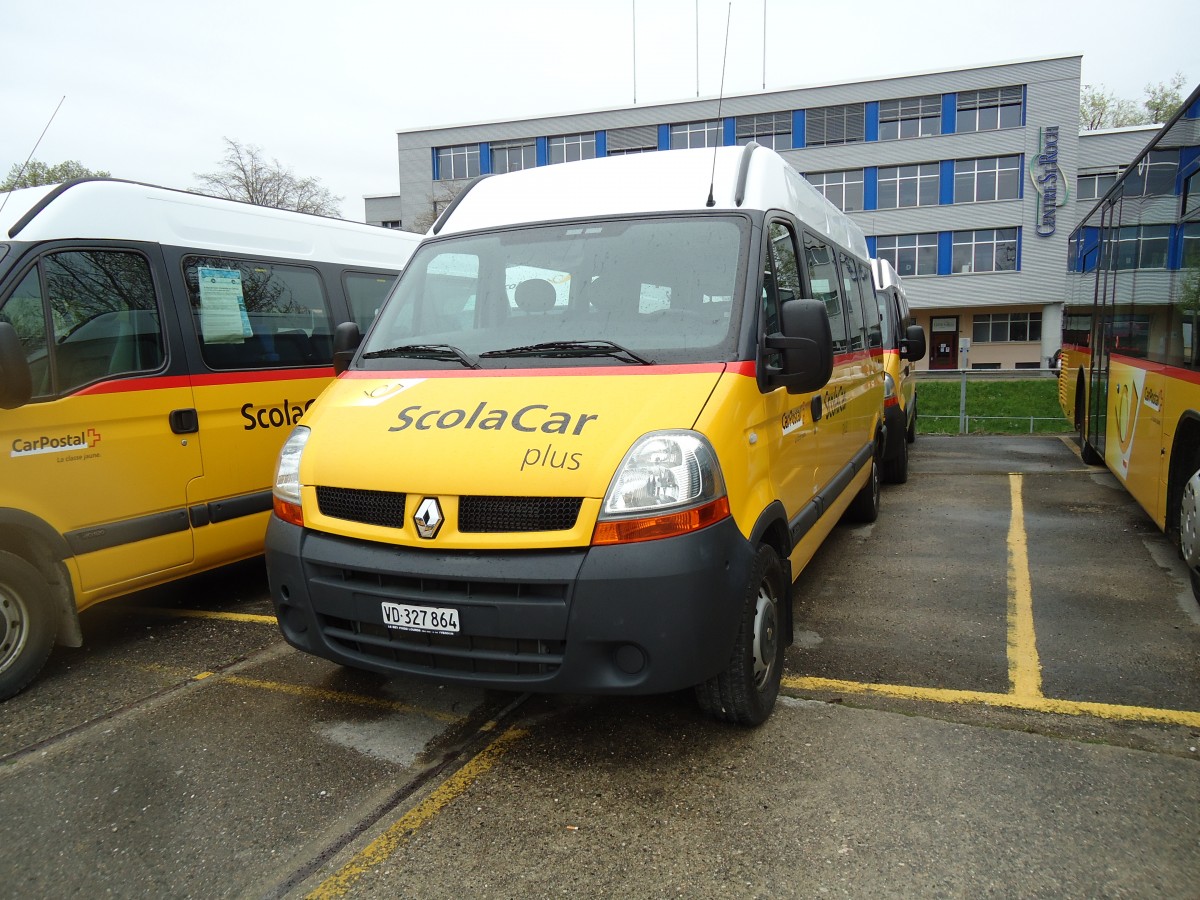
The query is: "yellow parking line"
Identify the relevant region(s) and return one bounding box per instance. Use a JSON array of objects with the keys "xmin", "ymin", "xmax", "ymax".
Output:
[
  {"xmin": 783, "ymin": 676, "xmax": 1200, "ymax": 728},
  {"xmin": 213, "ymin": 675, "xmax": 466, "ymax": 724},
  {"xmin": 131, "ymin": 607, "xmax": 278, "ymax": 624},
  {"xmin": 1006, "ymin": 474, "xmax": 1043, "ymax": 698},
  {"xmin": 307, "ymin": 725, "xmax": 529, "ymax": 899}
]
